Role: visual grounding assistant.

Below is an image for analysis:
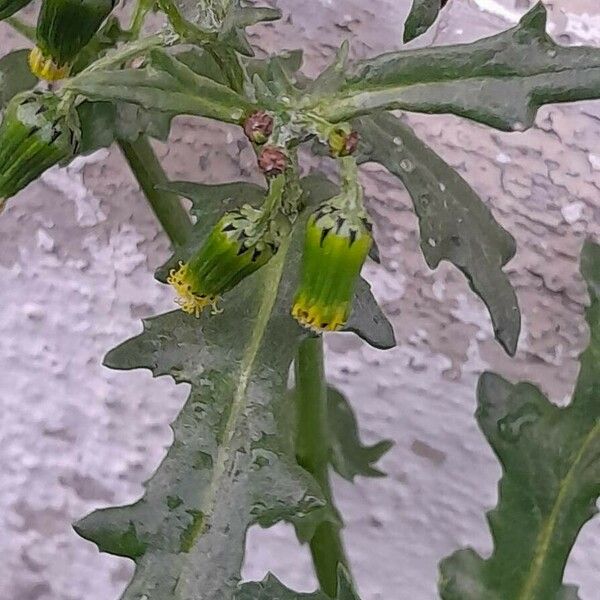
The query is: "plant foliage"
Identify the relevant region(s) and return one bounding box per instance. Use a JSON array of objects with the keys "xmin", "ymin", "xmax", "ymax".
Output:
[
  {"xmin": 0, "ymin": 0, "xmax": 599, "ymax": 598},
  {"xmin": 440, "ymin": 240, "xmax": 600, "ymax": 600}
]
